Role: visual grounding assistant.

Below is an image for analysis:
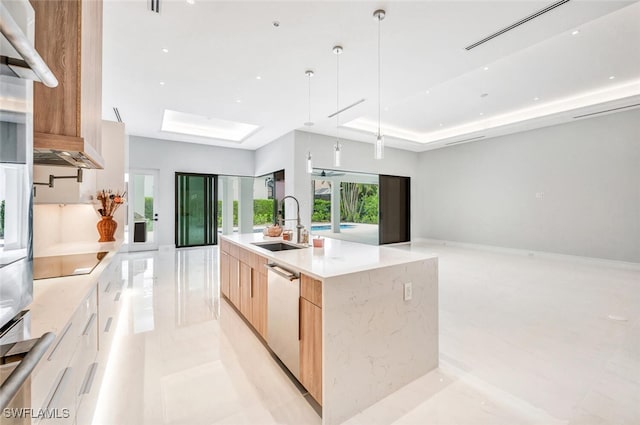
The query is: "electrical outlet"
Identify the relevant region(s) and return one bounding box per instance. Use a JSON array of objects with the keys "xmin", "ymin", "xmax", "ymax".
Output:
[
  {"xmin": 536, "ymin": 192, "xmax": 544, "ymax": 200},
  {"xmin": 404, "ymin": 282, "xmax": 412, "ymax": 301}
]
